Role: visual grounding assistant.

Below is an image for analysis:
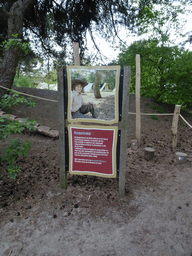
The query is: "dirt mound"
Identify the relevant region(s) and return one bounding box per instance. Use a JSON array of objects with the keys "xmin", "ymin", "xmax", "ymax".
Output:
[{"xmin": 0, "ymin": 87, "xmax": 192, "ymax": 255}]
